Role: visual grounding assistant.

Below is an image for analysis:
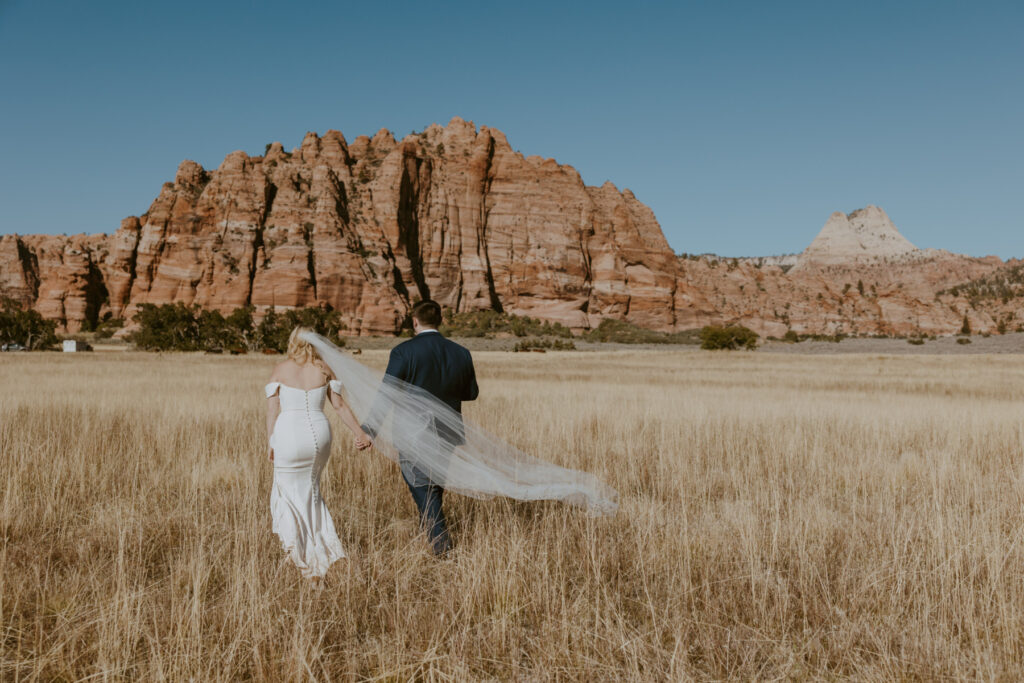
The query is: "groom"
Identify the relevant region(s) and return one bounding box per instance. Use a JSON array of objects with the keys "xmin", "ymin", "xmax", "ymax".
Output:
[{"xmin": 364, "ymin": 299, "xmax": 479, "ymax": 555}]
